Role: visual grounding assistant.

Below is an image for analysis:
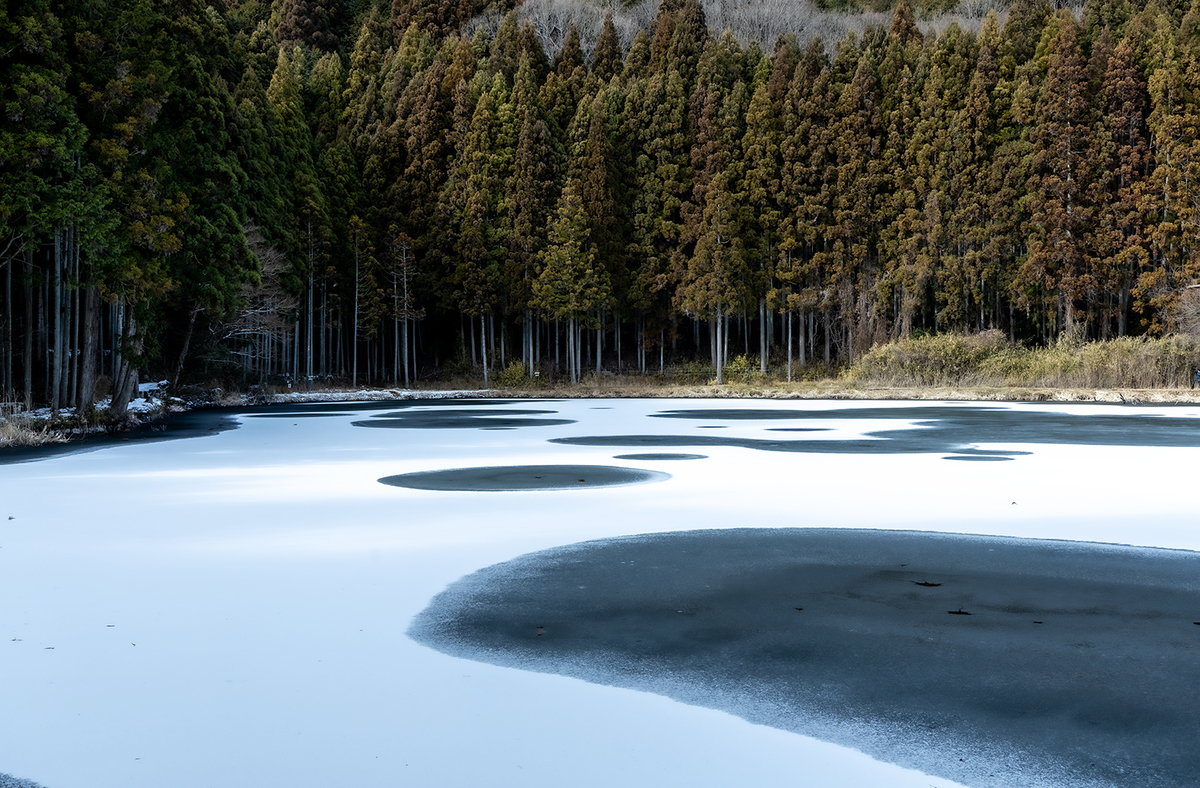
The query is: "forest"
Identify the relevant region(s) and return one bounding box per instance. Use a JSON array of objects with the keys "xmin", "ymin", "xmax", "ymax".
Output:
[{"xmin": 3, "ymin": 0, "xmax": 1200, "ymax": 414}]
